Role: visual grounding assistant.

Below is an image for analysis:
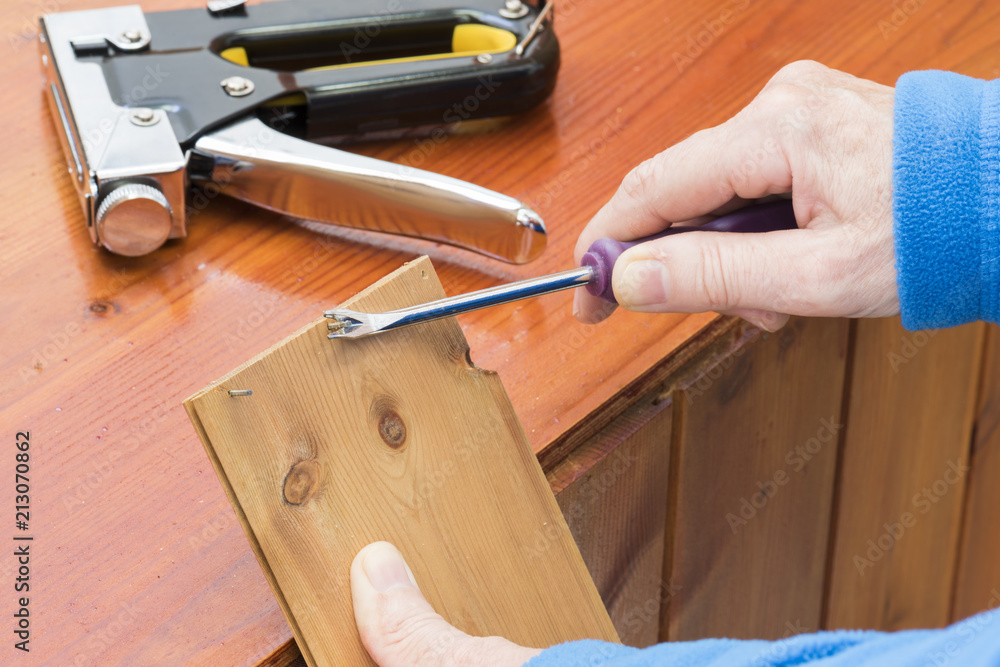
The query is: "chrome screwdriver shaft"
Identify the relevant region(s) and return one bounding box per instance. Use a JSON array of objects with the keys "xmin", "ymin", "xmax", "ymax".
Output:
[{"xmin": 325, "ymin": 266, "xmax": 594, "ymax": 339}]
